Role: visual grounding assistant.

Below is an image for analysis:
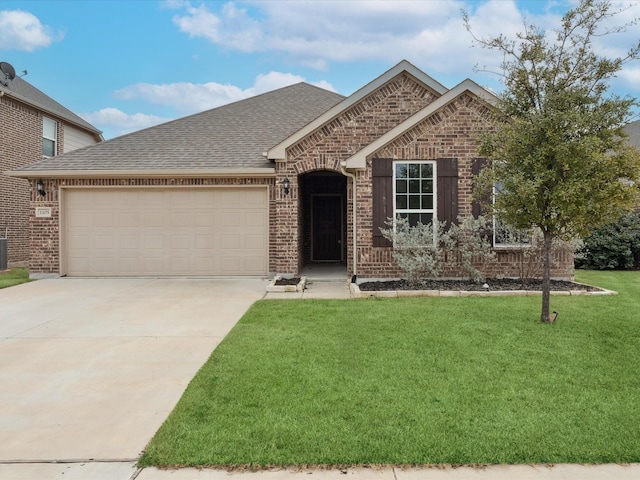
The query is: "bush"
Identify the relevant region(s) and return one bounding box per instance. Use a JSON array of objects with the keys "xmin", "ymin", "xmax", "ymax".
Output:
[
  {"xmin": 576, "ymin": 212, "xmax": 640, "ymax": 270},
  {"xmin": 379, "ymin": 217, "xmax": 451, "ymax": 285},
  {"xmin": 379, "ymin": 215, "xmax": 496, "ymax": 284},
  {"xmin": 447, "ymin": 215, "xmax": 496, "ymax": 283}
]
